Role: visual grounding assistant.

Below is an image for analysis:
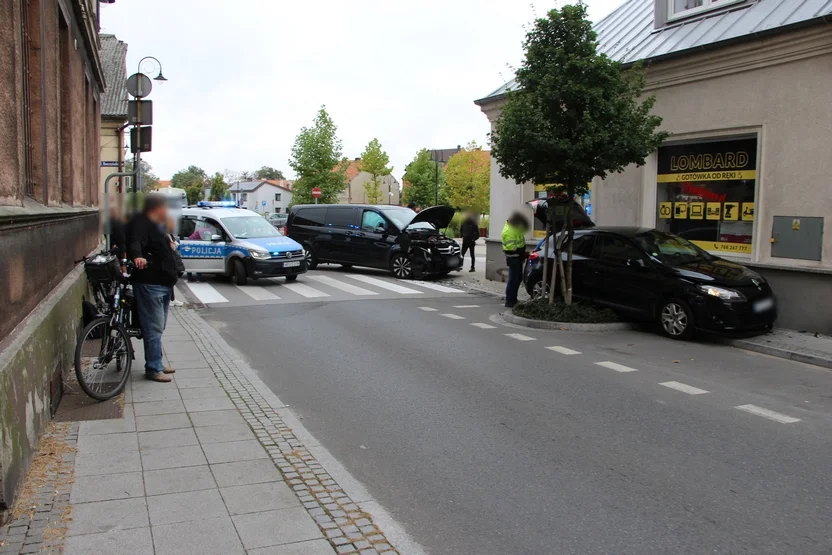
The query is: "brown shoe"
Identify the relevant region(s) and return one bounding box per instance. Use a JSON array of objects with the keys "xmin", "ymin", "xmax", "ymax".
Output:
[
  {"xmin": 163, "ymin": 366, "xmax": 176, "ymax": 374},
  {"xmin": 146, "ymin": 372, "xmax": 172, "ymax": 382}
]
